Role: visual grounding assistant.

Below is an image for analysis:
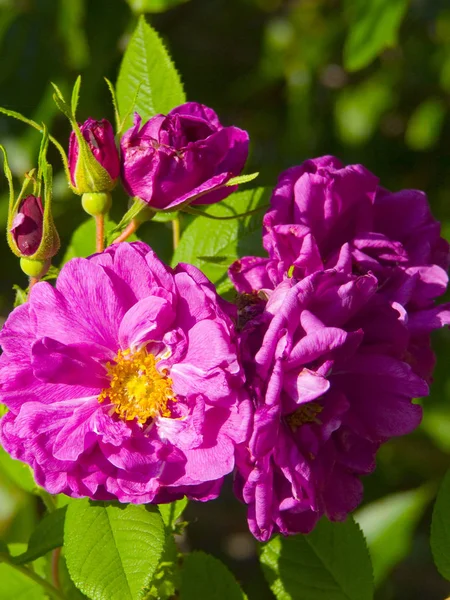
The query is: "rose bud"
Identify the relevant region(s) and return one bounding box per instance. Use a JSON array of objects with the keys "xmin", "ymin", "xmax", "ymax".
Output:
[
  {"xmin": 120, "ymin": 102, "xmax": 249, "ymax": 211},
  {"xmin": 68, "ymin": 118, "xmax": 120, "ymax": 195},
  {"xmin": 10, "ymin": 195, "xmax": 43, "ymax": 256},
  {"xmin": 8, "ymin": 193, "xmax": 60, "ymax": 279}
]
